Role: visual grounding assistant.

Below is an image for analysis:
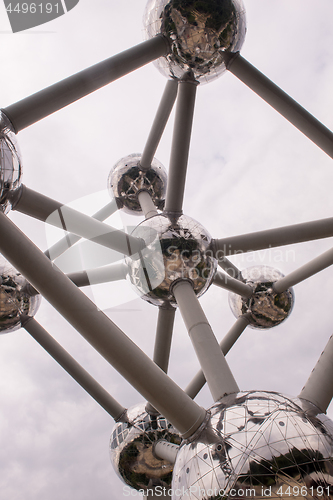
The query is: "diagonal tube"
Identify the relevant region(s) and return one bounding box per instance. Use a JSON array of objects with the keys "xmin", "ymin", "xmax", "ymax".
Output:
[
  {"xmin": 2, "ymin": 36, "xmax": 170, "ymax": 132},
  {"xmin": 212, "ymin": 217, "xmax": 333, "ymax": 255},
  {"xmin": 67, "ymin": 262, "xmax": 127, "ymax": 287},
  {"xmin": 21, "ymin": 315, "xmax": 127, "ymax": 422},
  {"xmin": 185, "ymin": 315, "xmax": 250, "ymax": 399},
  {"xmin": 137, "ymin": 191, "xmax": 159, "ymax": 219},
  {"xmin": 213, "ymin": 270, "xmax": 253, "ymax": 298},
  {"xmin": 224, "ymin": 52, "xmax": 333, "ymax": 158},
  {"xmin": 172, "ymin": 280, "xmax": 239, "ymax": 401},
  {"xmin": 45, "ymin": 199, "xmax": 118, "ymax": 260},
  {"xmin": 12, "ymin": 185, "xmax": 144, "ymax": 256},
  {"xmin": 273, "ymin": 247, "xmax": 333, "ymax": 293},
  {"xmin": 218, "ymin": 257, "xmax": 242, "ymax": 280},
  {"xmin": 0, "ymin": 212, "xmax": 205, "ymax": 438},
  {"xmin": 140, "ymin": 79, "xmax": 178, "ymax": 171},
  {"xmin": 164, "ymin": 79, "xmax": 198, "ymax": 214},
  {"xmin": 299, "ymin": 333, "xmax": 333, "ymax": 413}
]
